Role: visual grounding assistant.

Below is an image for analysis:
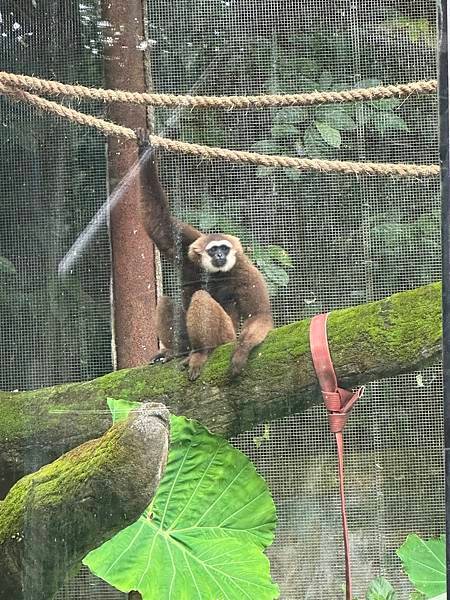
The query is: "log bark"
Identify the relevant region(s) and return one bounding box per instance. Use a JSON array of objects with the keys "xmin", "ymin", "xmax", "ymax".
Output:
[
  {"xmin": 0, "ymin": 403, "xmax": 169, "ymax": 600},
  {"xmin": 0, "ymin": 282, "xmax": 441, "ymax": 498}
]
